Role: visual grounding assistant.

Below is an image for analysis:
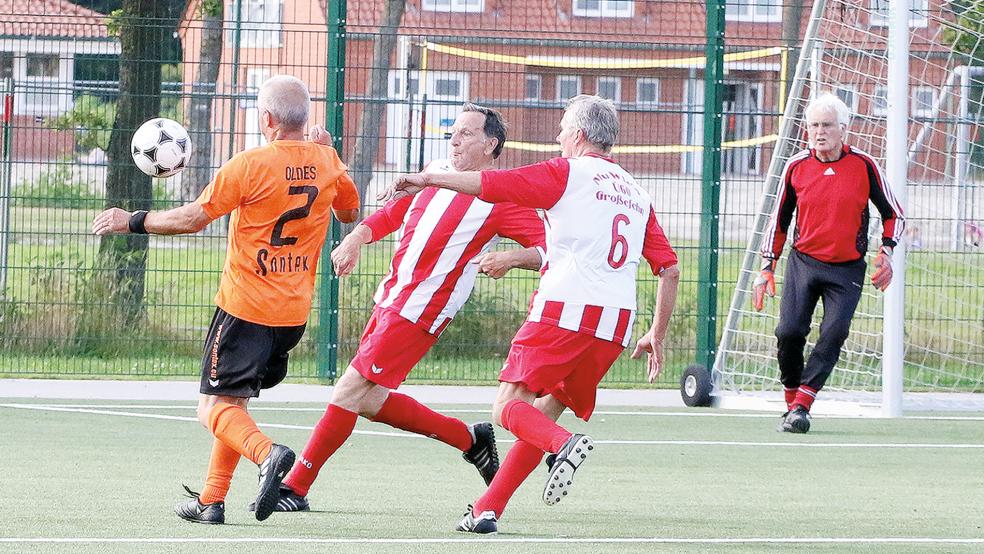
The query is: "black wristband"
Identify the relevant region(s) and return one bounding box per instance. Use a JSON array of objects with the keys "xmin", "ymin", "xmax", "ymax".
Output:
[{"xmin": 128, "ymin": 210, "xmax": 149, "ymax": 234}]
